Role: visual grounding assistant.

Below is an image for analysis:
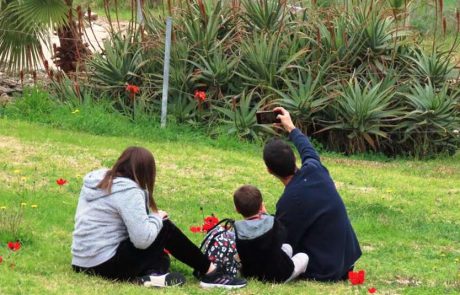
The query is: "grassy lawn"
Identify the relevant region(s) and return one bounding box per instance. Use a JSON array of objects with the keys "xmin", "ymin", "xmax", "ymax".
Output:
[{"xmin": 0, "ymin": 117, "xmax": 459, "ymax": 294}]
